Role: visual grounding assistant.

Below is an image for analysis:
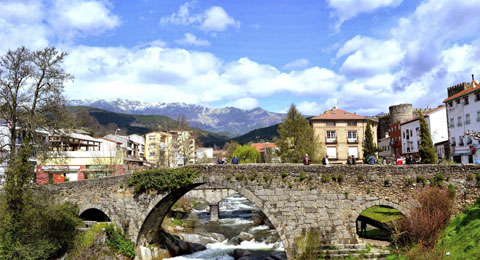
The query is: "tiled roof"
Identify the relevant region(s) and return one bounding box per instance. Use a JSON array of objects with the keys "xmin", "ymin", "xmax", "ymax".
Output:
[
  {"xmin": 310, "ymin": 108, "xmax": 377, "ymax": 122},
  {"xmin": 399, "ymin": 105, "xmax": 445, "ymax": 125},
  {"xmin": 251, "ymin": 142, "xmax": 277, "ymax": 153},
  {"xmin": 443, "ymin": 82, "xmax": 479, "ymax": 103}
]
